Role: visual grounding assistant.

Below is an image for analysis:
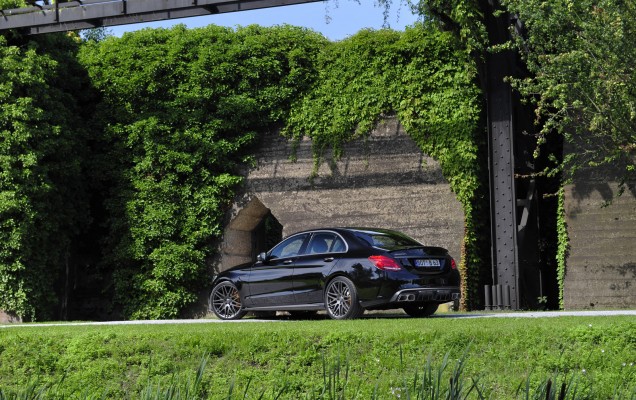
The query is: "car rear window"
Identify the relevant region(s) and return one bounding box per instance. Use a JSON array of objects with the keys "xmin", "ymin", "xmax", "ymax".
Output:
[{"xmin": 352, "ymin": 230, "xmax": 422, "ymax": 250}]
